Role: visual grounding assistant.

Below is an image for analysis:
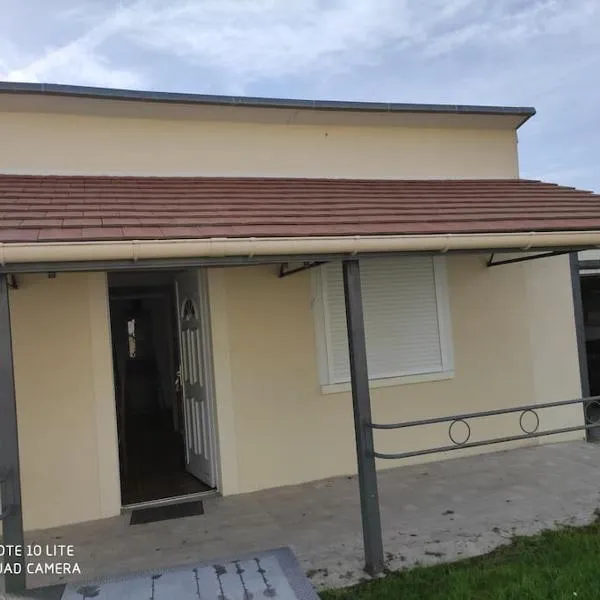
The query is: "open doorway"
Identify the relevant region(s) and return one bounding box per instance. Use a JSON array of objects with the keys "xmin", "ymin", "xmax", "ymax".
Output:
[
  {"xmin": 580, "ymin": 273, "xmax": 600, "ymax": 439},
  {"xmin": 108, "ymin": 271, "xmax": 217, "ymax": 506}
]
